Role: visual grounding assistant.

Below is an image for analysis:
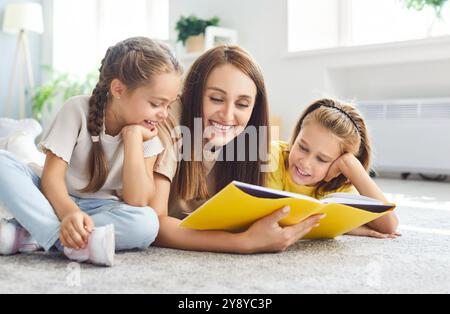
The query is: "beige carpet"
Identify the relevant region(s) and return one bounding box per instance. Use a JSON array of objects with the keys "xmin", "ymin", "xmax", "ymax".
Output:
[{"xmin": 1, "ymin": 179, "xmax": 450, "ymax": 294}]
